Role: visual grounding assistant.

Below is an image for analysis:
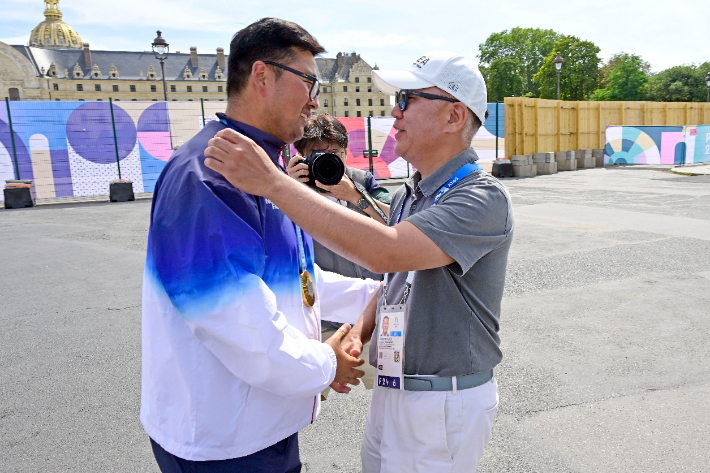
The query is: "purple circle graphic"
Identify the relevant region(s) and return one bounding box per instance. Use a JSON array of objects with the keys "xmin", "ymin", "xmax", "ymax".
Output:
[
  {"xmin": 138, "ymin": 102, "xmax": 170, "ymax": 133},
  {"xmin": 66, "ymin": 102, "xmax": 137, "ymax": 164}
]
